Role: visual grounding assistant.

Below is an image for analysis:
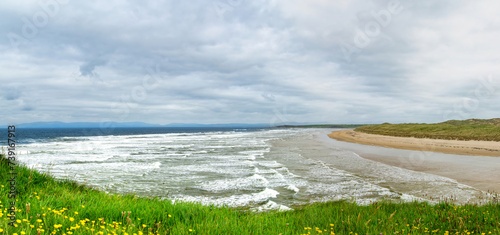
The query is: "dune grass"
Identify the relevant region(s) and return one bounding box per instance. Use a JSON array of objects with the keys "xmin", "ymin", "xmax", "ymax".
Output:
[
  {"xmin": 1, "ymin": 156, "xmax": 500, "ymax": 234},
  {"xmin": 355, "ymin": 118, "xmax": 500, "ymax": 141}
]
